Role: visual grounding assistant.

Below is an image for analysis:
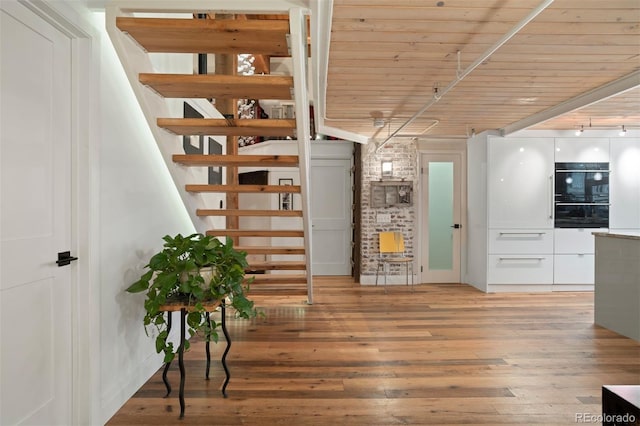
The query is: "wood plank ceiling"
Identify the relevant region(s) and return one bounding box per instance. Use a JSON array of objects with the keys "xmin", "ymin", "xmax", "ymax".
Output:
[{"xmin": 324, "ymin": 0, "xmax": 640, "ymax": 140}]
